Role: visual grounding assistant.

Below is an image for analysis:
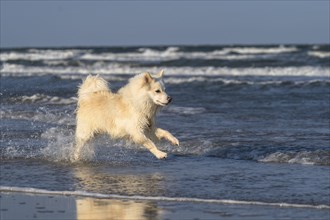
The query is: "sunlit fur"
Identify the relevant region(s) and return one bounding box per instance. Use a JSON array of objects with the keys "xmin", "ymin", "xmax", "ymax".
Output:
[{"xmin": 73, "ymin": 70, "xmax": 179, "ymax": 161}]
